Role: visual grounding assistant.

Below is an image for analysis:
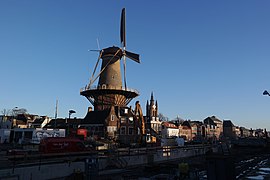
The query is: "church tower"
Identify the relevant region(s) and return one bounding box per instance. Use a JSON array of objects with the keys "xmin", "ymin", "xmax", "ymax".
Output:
[
  {"xmin": 146, "ymin": 92, "xmax": 161, "ymax": 134},
  {"xmin": 149, "ymin": 92, "xmax": 158, "ymax": 118}
]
